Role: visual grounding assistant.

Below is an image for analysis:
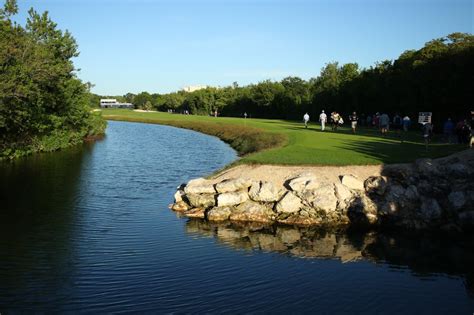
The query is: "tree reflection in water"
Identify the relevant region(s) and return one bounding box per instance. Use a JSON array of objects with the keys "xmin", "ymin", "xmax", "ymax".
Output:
[{"xmin": 185, "ymin": 219, "xmax": 474, "ymax": 296}]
